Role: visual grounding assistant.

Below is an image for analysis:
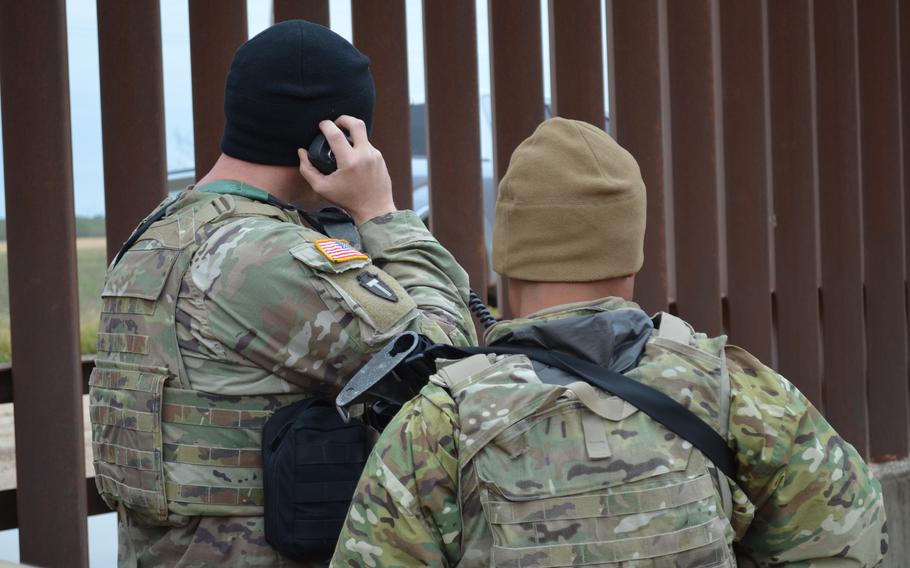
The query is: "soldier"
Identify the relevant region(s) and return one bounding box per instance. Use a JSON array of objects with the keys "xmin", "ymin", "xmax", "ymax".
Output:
[
  {"xmin": 331, "ymin": 118, "xmax": 888, "ymax": 567},
  {"xmin": 89, "ymin": 20, "xmax": 476, "ymax": 567}
]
